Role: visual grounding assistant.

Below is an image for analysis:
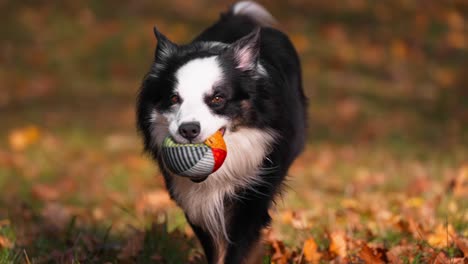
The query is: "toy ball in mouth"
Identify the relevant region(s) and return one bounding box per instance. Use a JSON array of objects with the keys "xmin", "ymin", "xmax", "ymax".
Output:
[{"xmin": 161, "ymin": 130, "xmax": 227, "ymax": 182}]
